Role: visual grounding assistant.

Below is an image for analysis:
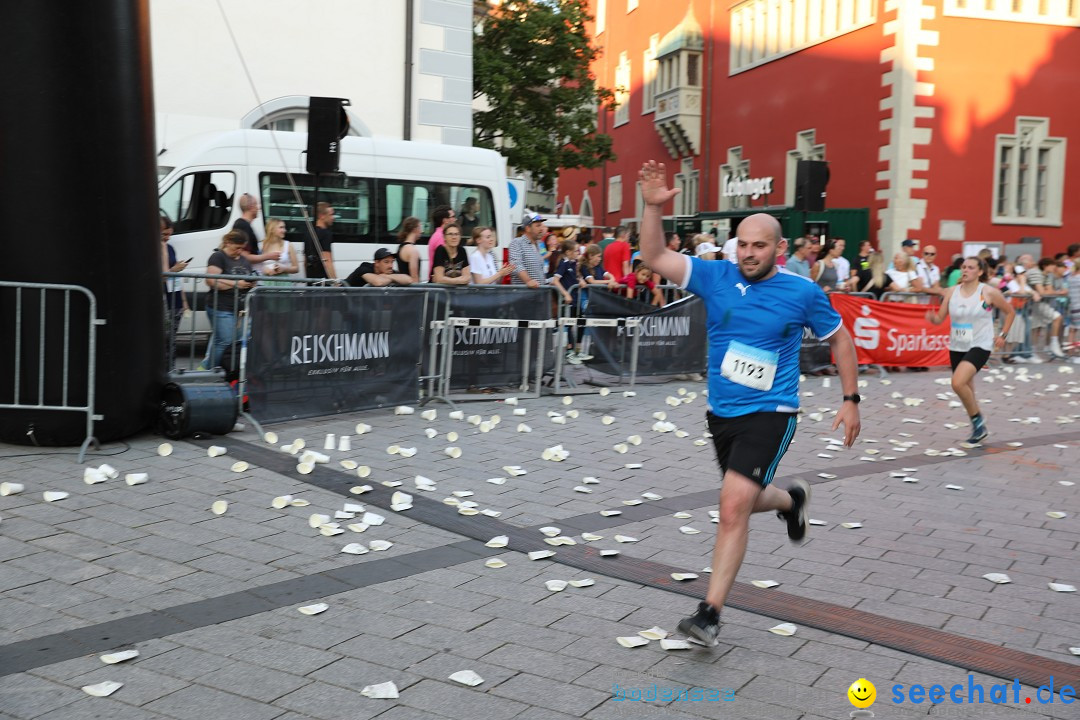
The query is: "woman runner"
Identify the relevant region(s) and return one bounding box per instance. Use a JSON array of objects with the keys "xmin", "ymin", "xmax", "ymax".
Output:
[{"xmin": 926, "ymin": 256, "xmax": 1015, "ymax": 446}]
